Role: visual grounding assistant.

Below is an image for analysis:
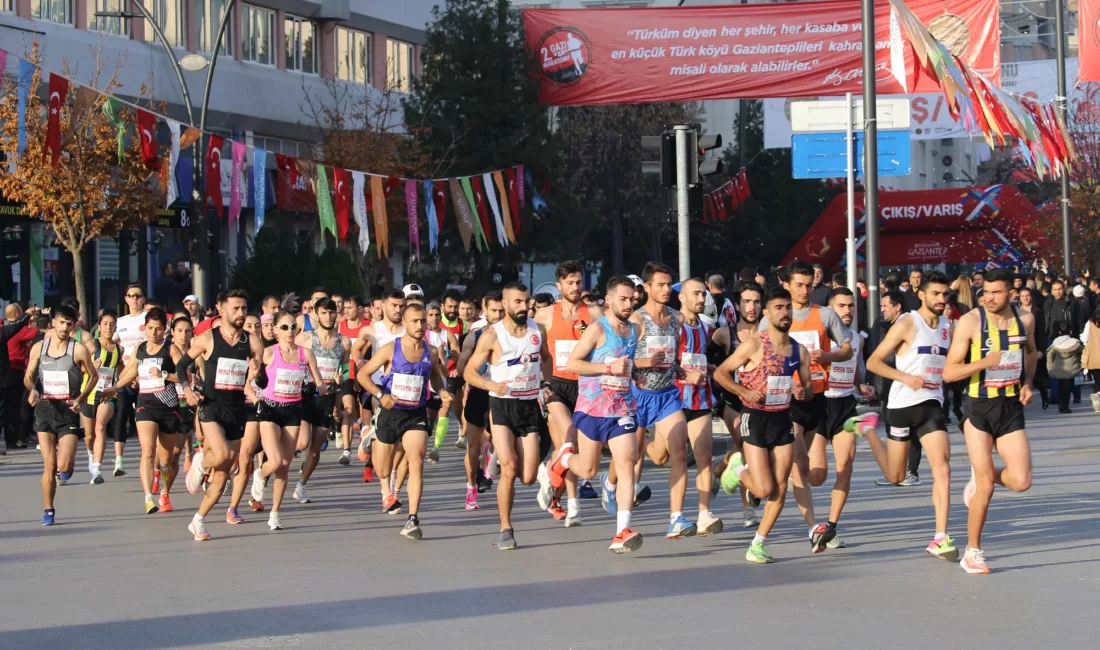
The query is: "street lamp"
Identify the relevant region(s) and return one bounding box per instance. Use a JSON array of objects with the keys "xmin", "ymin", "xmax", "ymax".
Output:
[{"xmin": 95, "ymin": 0, "xmax": 239, "ymax": 307}]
